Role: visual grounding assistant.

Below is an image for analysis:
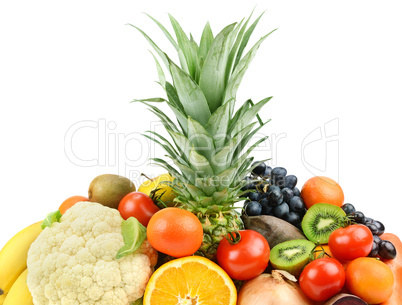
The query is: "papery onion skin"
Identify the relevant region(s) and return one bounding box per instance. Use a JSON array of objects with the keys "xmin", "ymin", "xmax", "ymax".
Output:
[{"xmin": 237, "ymin": 271, "xmax": 314, "ymax": 305}]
